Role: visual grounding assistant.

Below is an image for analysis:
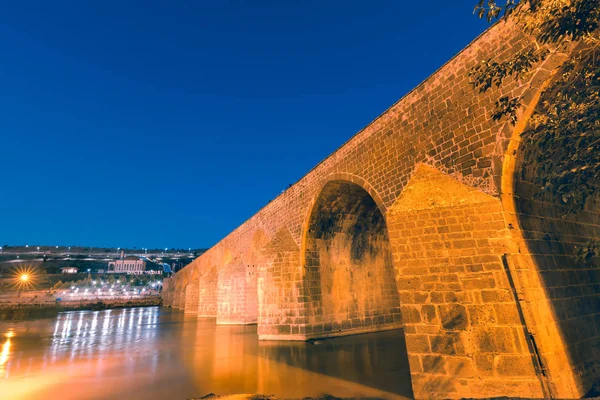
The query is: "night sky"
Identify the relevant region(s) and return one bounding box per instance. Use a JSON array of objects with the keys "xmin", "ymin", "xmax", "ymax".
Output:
[{"xmin": 0, "ymin": 1, "xmax": 490, "ymax": 249}]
